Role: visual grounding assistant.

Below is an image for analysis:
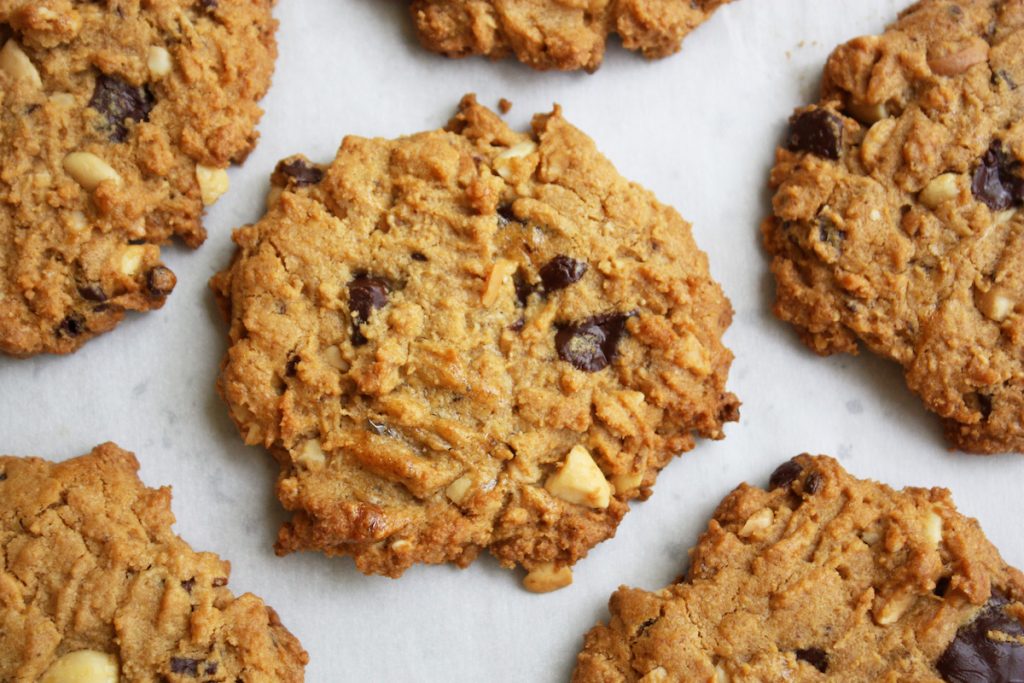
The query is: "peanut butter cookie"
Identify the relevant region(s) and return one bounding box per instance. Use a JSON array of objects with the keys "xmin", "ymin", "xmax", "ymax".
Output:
[
  {"xmin": 574, "ymin": 455, "xmax": 1024, "ymax": 682},
  {"xmin": 0, "ymin": 442, "xmax": 308, "ymax": 682},
  {"xmin": 409, "ymin": 0, "xmax": 732, "ymax": 71},
  {"xmin": 211, "ymin": 95, "xmax": 739, "ymax": 590},
  {"xmin": 762, "ymin": 0, "xmax": 1024, "ymax": 453},
  {"xmin": 0, "ymin": 0, "xmax": 277, "ymax": 356}
]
